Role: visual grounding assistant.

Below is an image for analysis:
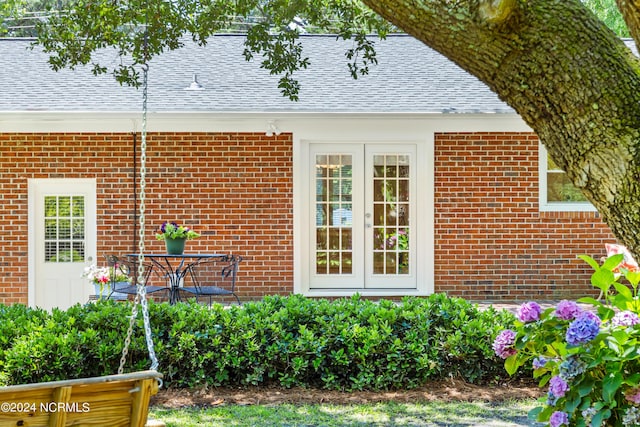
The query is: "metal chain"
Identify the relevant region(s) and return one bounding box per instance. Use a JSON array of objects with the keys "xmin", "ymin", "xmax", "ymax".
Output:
[
  {"xmin": 118, "ymin": 292, "xmax": 139, "ymax": 374},
  {"xmin": 119, "ymin": 62, "xmax": 159, "ymax": 374}
]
